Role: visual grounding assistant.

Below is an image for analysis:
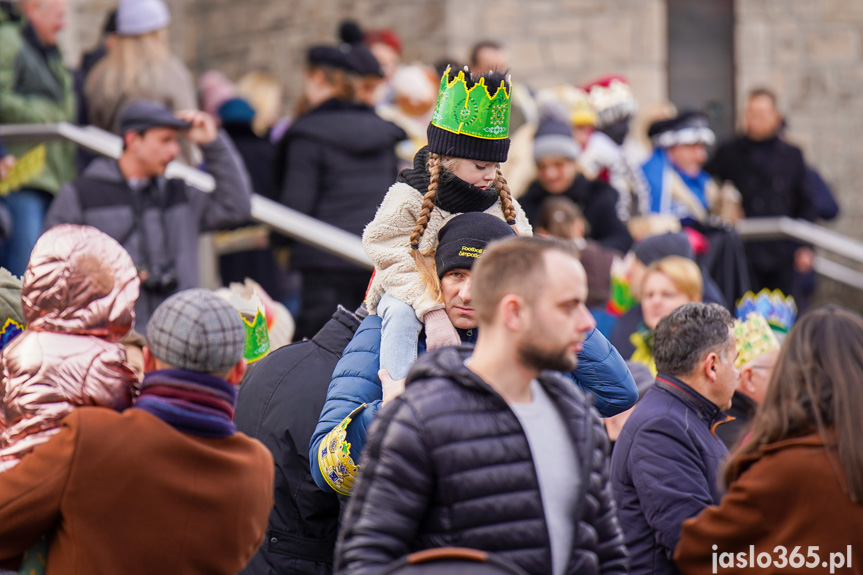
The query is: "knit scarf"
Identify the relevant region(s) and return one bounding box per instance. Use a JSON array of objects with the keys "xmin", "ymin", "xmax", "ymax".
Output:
[
  {"xmin": 133, "ymin": 369, "xmax": 237, "ymax": 438},
  {"xmin": 398, "ymin": 146, "xmax": 499, "ymax": 214}
]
